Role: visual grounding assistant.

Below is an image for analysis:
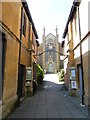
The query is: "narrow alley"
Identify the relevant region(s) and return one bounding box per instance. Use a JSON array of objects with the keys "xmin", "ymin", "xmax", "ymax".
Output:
[{"xmin": 7, "ymin": 74, "xmax": 89, "ymax": 119}]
